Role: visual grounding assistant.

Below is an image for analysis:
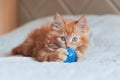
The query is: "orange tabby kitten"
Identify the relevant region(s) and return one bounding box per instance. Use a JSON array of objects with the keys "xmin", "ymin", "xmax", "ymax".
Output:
[{"xmin": 12, "ymin": 13, "xmax": 89, "ymax": 62}]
